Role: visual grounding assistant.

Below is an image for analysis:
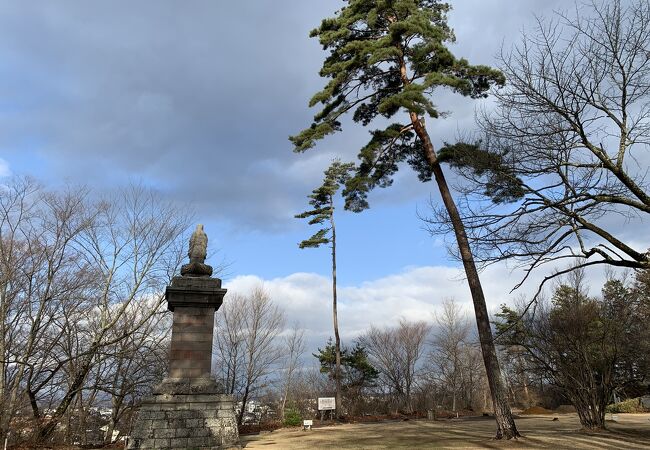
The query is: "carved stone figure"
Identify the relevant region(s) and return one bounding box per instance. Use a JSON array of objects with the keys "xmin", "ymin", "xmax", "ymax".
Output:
[
  {"xmin": 180, "ymin": 224, "xmax": 213, "ymax": 277},
  {"xmin": 188, "ymin": 223, "xmax": 208, "ymax": 263}
]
